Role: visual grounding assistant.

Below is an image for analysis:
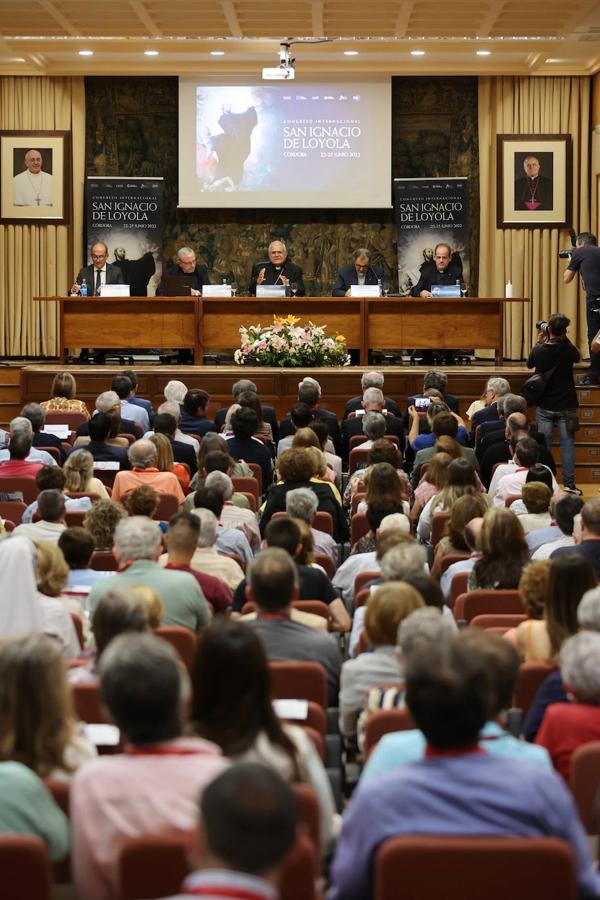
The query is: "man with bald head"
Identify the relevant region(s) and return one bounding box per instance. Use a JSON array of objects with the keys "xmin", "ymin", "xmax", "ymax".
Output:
[
  {"xmin": 13, "ymin": 148, "xmax": 53, "ymax": 206},
  {"xmin": 410, "ymin": 243, "xmax": 462, "ymax": 299},
  {"xmin": 111, "ymin": 438, "xmax": 185, "ymax": 504},
  {"xmin": 249, "ymin": 240, "xmax": 305, "ymax": 296}
]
